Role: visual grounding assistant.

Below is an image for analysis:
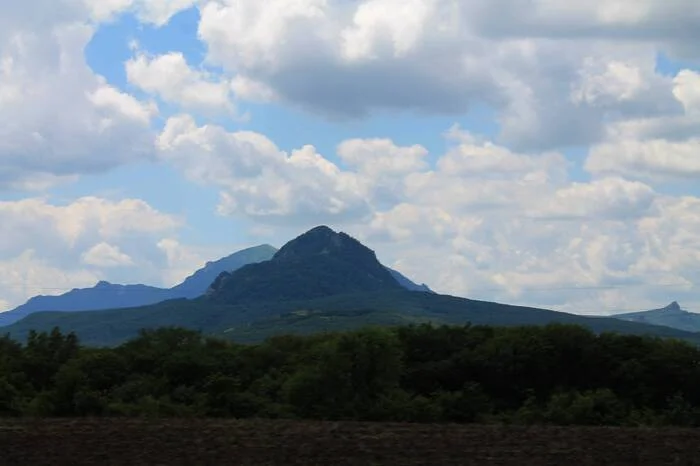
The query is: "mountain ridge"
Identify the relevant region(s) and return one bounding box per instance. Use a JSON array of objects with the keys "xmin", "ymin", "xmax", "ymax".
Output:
[
  {"xmin": 0, "ymin": 245, "xmax": 278, "ymax": 327},
  {"xmin": 0, "ymin": 240, "xmax": 432, "ymax": 327},
  {"xmin": 2, "ymin": 226, "xmax": 699, "ymax": 348}
]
